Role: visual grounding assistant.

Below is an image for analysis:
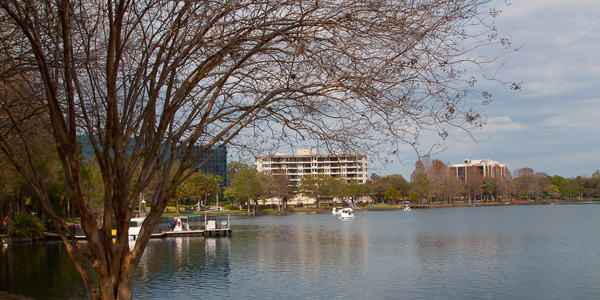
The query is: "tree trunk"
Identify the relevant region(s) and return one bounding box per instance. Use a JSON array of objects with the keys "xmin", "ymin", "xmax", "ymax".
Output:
[{"xmin": 7, "ymin": 200, "xmax": 14, "ymax": 236}]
